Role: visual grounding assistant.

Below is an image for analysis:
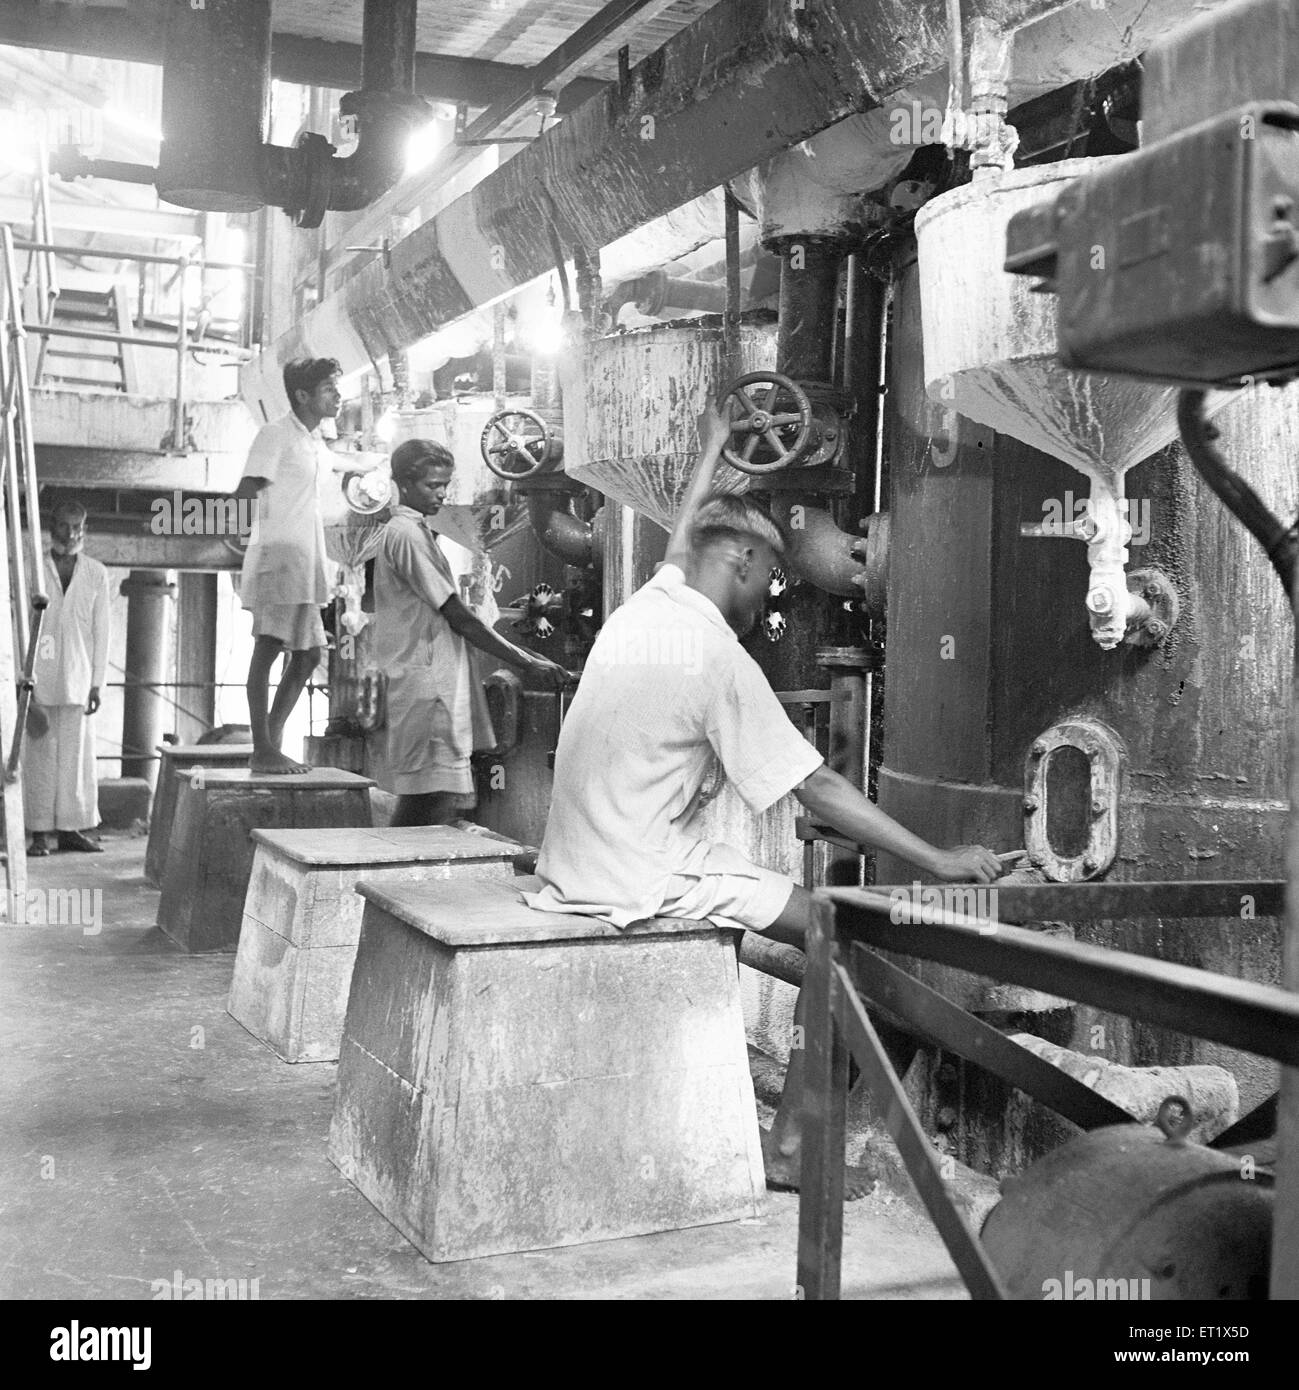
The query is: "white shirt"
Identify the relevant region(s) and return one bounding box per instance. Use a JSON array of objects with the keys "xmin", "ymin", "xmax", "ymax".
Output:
[
  {"xmin": 527, "ymin": 563, "xmax": 824, "ymax": 926},
  {"xmin": 31, "ymin": 550, "xmax": 111, "ymax": 707},
  {"xmin": 238, "ymin": 411, "xmax": 334, "ymax": 608}
]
